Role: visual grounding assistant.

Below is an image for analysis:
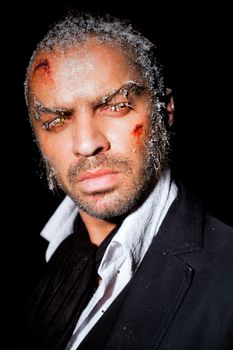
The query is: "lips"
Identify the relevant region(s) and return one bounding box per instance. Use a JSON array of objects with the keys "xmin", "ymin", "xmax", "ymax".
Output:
[
  {"xmin": 78, "ymin": 169, "xmax": 118, "ymax": 181},
  {"xmin": 77, "ymin": 169, "xmax": 119, "ymax": 192}
]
